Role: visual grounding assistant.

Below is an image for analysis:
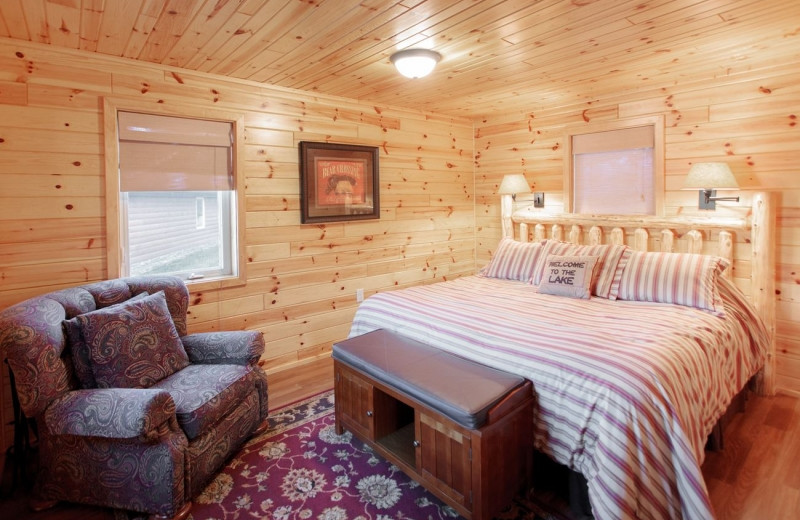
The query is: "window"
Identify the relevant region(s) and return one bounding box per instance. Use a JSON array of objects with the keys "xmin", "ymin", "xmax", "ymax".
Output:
[
  {"xmin": 564, "ymin": 116, "xmax": 664, "ymax": 215},
  {"xmin": 104, "ymin": 100, "xmax": 246, "ymax": 286}
]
